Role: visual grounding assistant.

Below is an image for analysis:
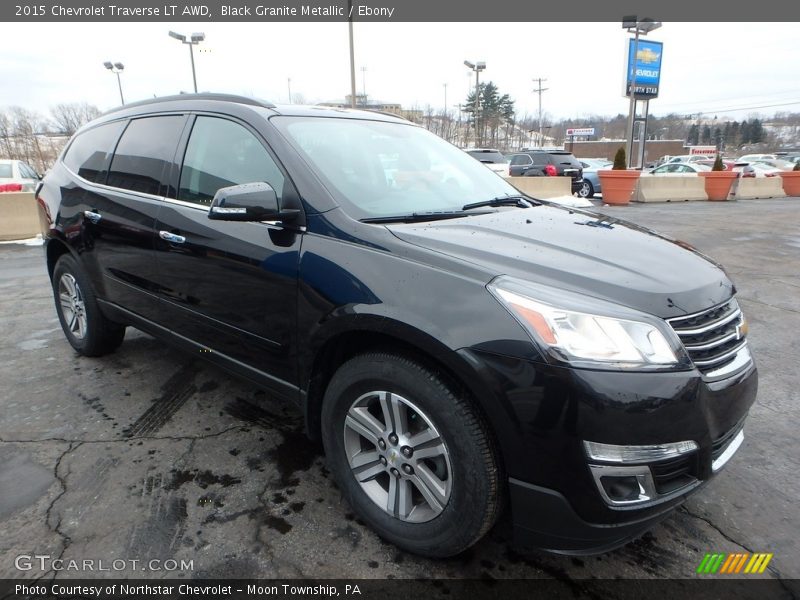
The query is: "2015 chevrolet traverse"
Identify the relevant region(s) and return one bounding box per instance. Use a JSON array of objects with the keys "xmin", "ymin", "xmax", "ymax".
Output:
[{"xmin": 38, "ymin": 94, "xmax": 757, "ymax": 557}]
